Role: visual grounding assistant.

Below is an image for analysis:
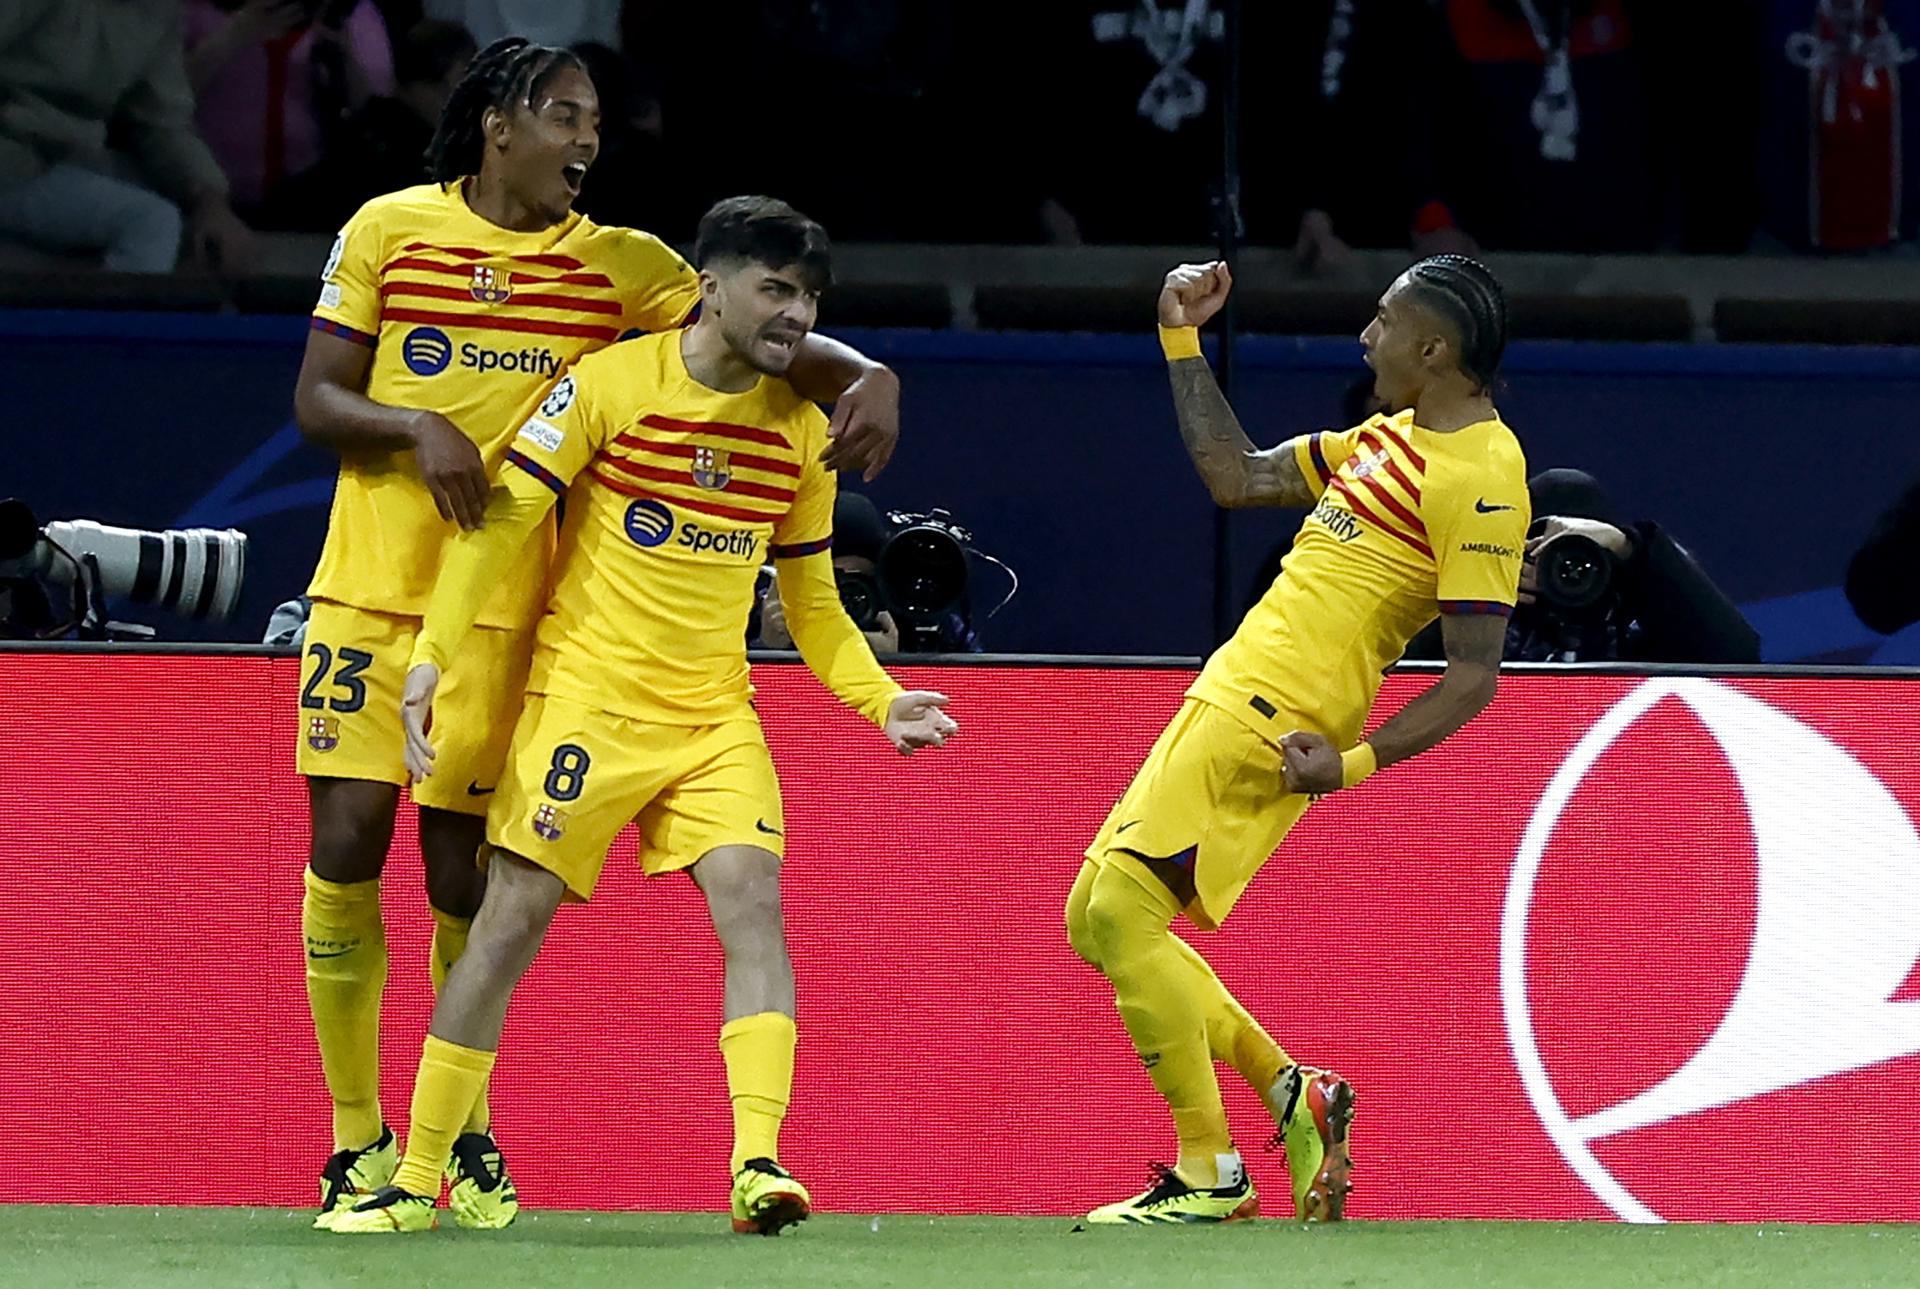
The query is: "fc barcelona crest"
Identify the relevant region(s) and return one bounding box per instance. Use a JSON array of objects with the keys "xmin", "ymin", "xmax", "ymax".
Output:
[
  {"xmin": 532, "ymin": 804, "xmax": 569, "ymax": 841},
  {"xmin": 691, "ymin": 447, "xmax": 732, "ymax": 490},
  {"xmin": 1352, "ymin": 447, "xmax": 1390, "ymax": 481},
  {"xmin": 307, "ymin": 716, "xmax": 340, "ymax": 753},
  {"xmin": 470, "ymin": 265, "xmax": 513, "ymax": 304}
]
